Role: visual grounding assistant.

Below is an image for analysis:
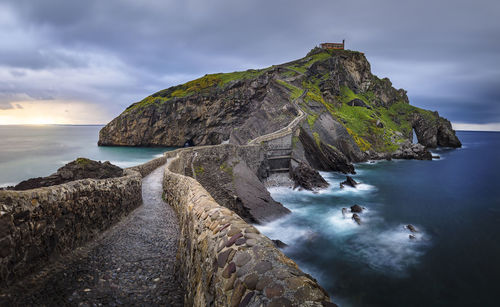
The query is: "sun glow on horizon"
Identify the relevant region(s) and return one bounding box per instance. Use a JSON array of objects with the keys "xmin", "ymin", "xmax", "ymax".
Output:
[{"xmin": 0, "ymin": 100, "xmax": 110, "ymax": 125}]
